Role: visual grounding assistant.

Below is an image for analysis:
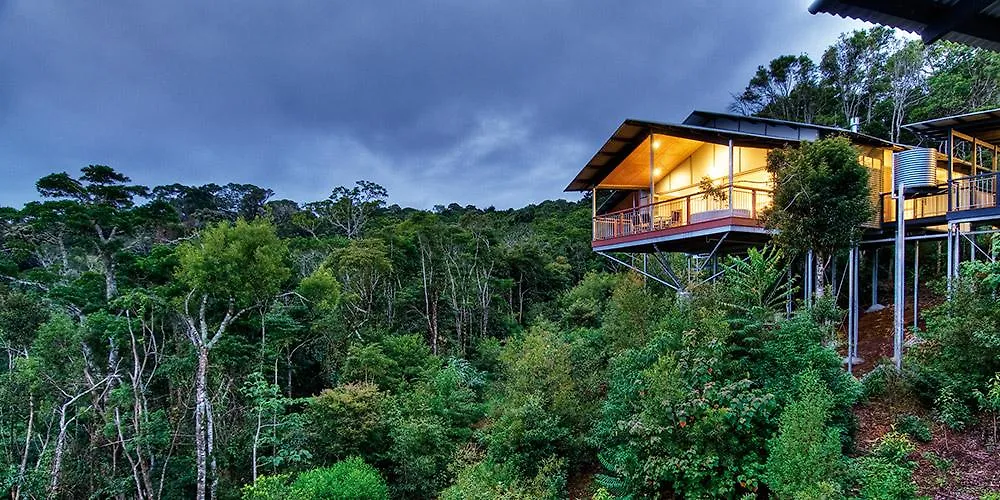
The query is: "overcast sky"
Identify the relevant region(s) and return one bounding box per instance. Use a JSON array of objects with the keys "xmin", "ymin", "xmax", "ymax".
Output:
[{"xmin": 0, "ymin": 1, "xmax": 869, "ymax": 209}]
